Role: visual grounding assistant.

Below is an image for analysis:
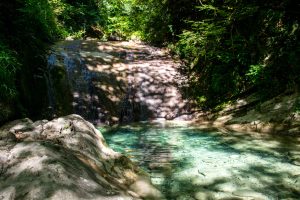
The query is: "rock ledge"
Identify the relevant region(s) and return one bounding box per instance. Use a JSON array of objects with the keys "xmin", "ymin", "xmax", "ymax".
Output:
[{"xmin": 0, "ymin": 114, "xmax": 162, "ymax": 200}]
